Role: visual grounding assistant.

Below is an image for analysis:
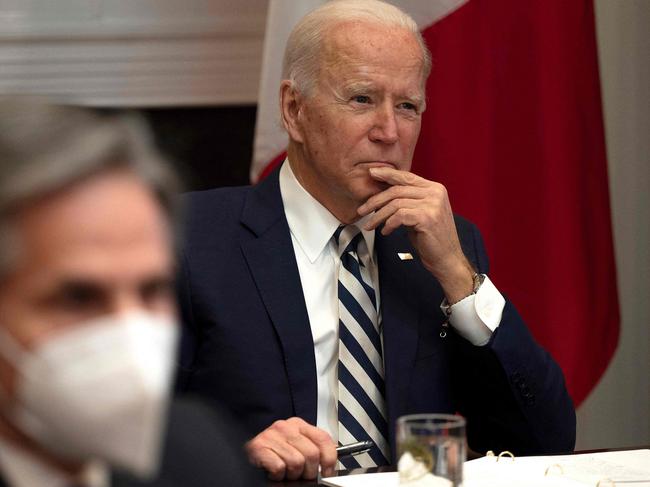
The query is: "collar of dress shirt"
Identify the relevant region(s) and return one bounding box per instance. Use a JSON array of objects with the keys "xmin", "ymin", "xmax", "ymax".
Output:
[
  {"xmin": 0, "ymin": 436, "xmax": 108, "ymax": 487},
  {"xmin": 279, "ymin": 160, "xmax": 376, "ymax": 263}
]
